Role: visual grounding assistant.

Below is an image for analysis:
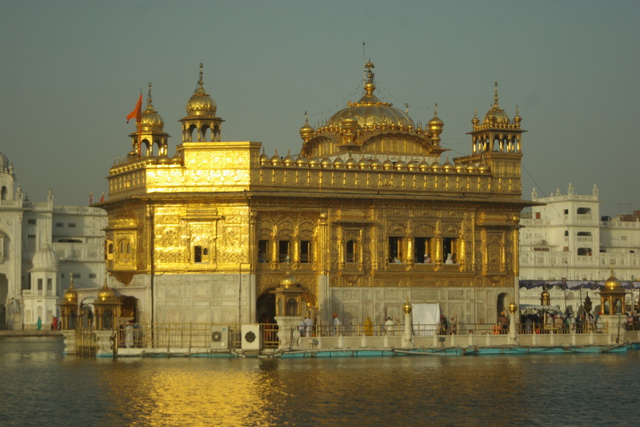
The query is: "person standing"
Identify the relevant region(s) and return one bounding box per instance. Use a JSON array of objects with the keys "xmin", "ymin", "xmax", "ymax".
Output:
[
  {"xmin": 384, "ymin": 316, "xmax": 395, "ymax": 336},
  {"xmin": 332, "ymin": 313, "xmax": 341, "ymax": 336},
  {"xmin": 304, "ymin": 316, "xmax": 314, "ymax": 337},
  {"xmin": 37, "ymin": 316, "xmax": 42, "ymax": 331}
]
